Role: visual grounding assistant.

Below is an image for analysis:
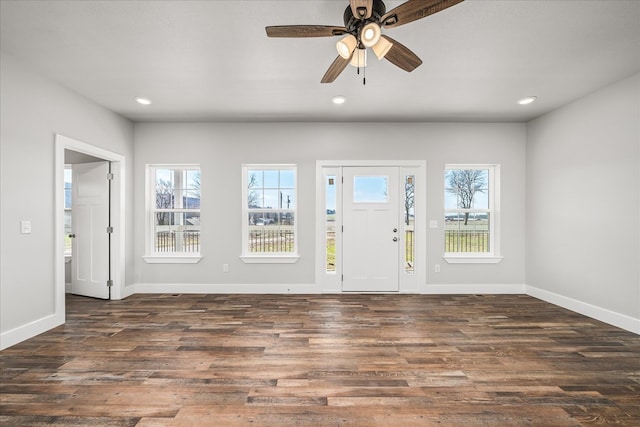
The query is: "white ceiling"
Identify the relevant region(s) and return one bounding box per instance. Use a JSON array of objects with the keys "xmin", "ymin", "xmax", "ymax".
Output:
[{"xmin": 1, "ymin": 0, "xmax": 639, "ymax": 123}]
